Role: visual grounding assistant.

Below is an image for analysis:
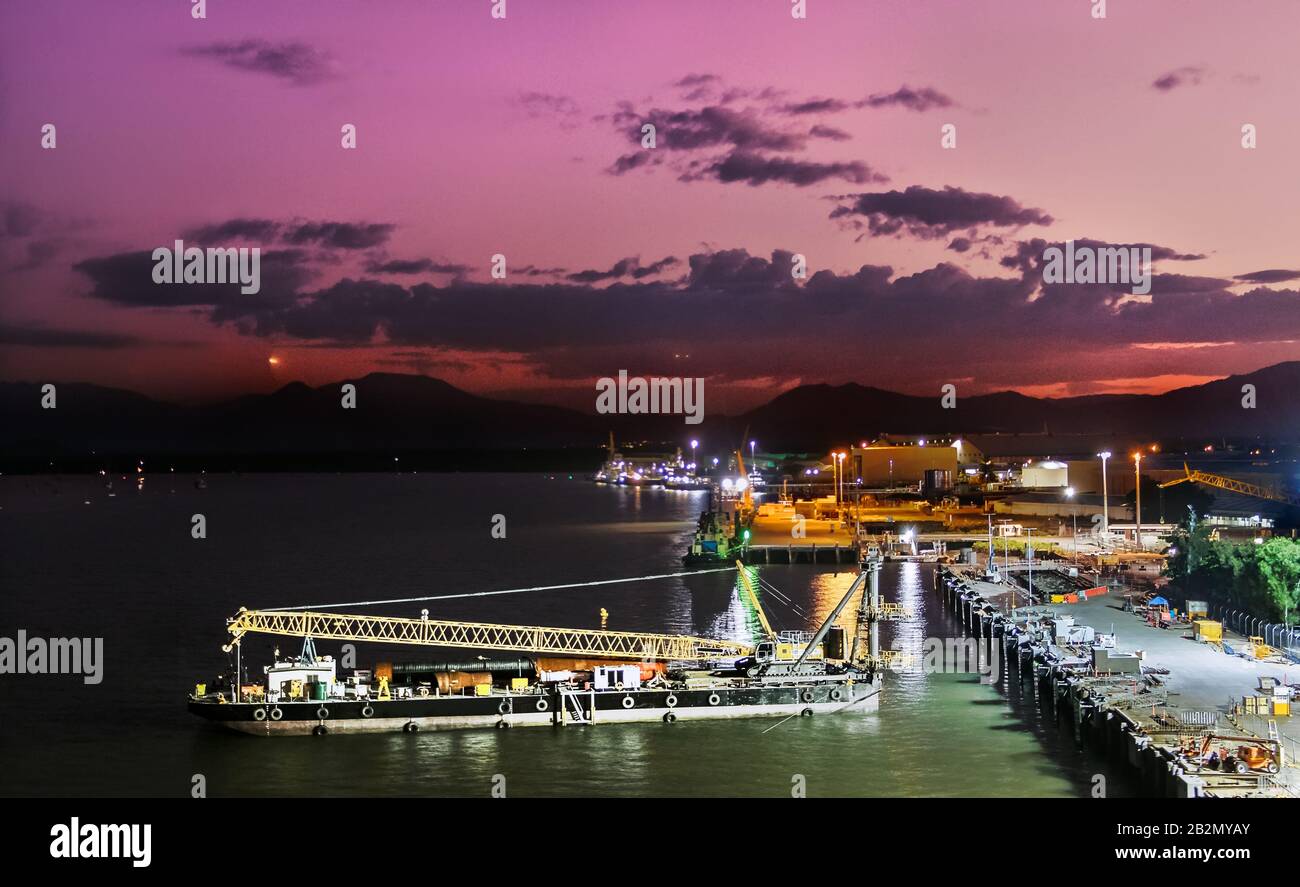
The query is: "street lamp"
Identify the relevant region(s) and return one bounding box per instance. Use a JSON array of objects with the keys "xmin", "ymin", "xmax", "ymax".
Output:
[
  {"xmin": 1133, "ymin": 452, "xmax": 1143, "ymax": 550},
  {"xmin": 749, "ymin": 439, "xmax": 756, "ymax": 475},
  {"xmin": 690, "ymin": 439, "xmax": 698, "ymax": 475},
  {"xmin": 1026, "ymin": 526, "xmax": 1034, "ymax": 602},
  {"xmin": 836, "ymin": 451, "xmax": 846, "ymax": 504},
  {"xmin": 1097, "ymin": 451, "xmax": 1111, "ymax": 536},
  {"xmin": 1065, "ymin": 486, "xmax": 1077, "ymax": 562}
]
